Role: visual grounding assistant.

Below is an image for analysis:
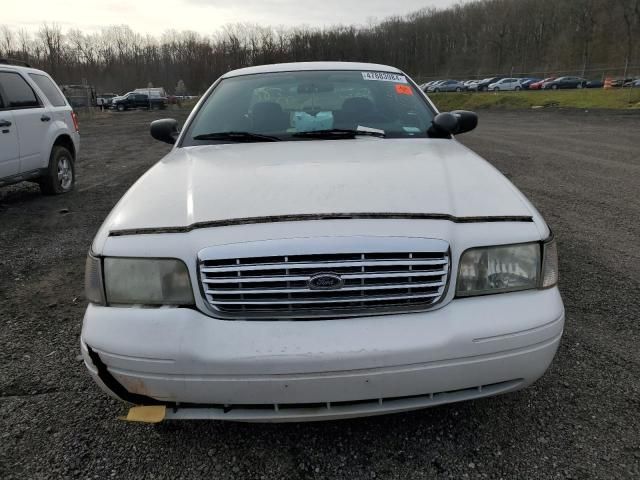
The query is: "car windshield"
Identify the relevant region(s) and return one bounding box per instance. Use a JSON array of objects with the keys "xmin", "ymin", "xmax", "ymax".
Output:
[{"xmin": 183, "ymin": 70, "xmax": 435, "ymax": 145}]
